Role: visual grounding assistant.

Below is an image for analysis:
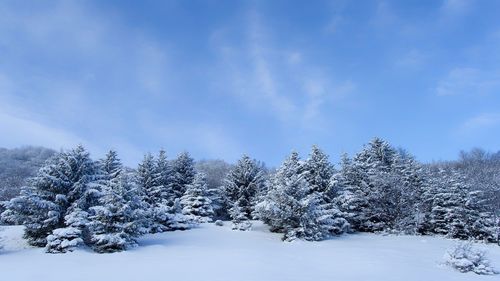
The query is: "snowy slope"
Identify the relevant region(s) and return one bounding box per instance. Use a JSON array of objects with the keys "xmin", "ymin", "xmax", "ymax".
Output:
[{"xmin": 0, "ymin": 222, "xmax": 499, "ymax": 281}]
